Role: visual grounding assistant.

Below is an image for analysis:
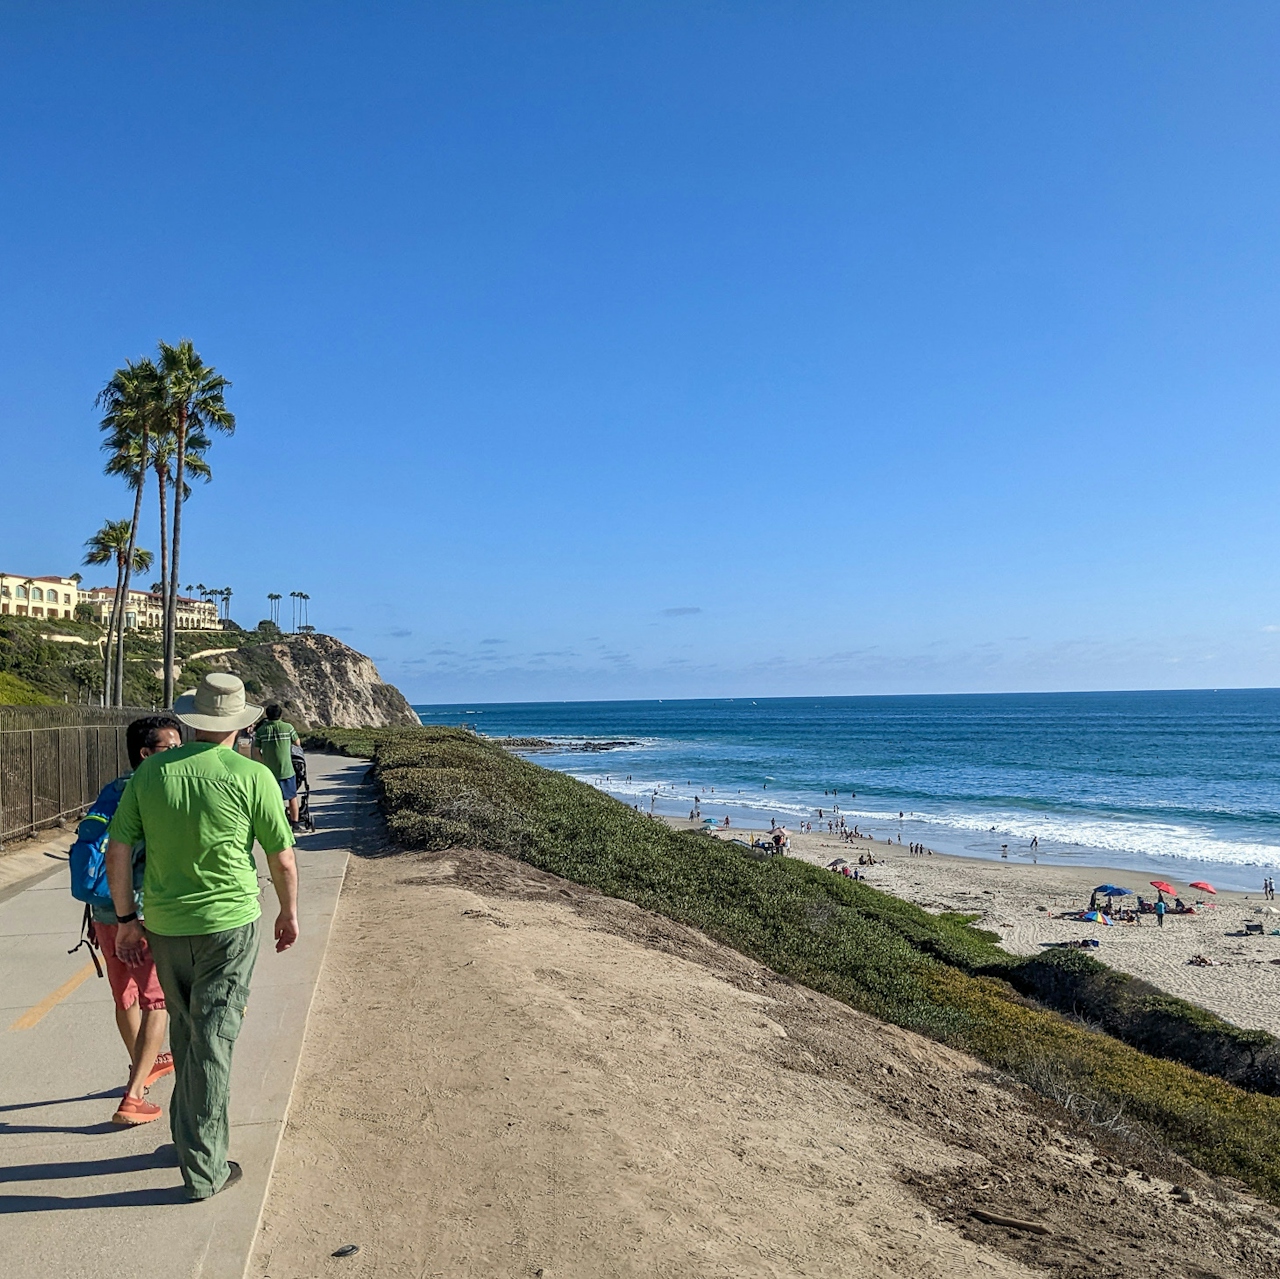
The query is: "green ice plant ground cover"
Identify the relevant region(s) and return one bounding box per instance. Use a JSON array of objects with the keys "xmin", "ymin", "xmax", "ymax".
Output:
[{"xmin": 306, "ymin": 724, "xmax": 1280, "ymax": 1202}]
